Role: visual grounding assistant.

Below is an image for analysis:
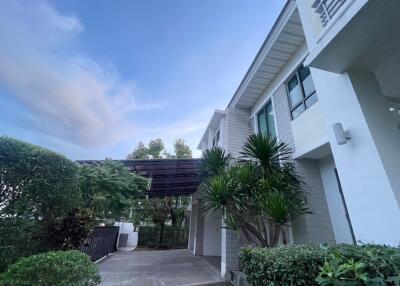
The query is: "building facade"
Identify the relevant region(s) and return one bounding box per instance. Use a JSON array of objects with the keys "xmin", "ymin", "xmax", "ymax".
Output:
[{"xmin": 189, "ymin": 0, "xmax": 400, "ymax": 278}]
